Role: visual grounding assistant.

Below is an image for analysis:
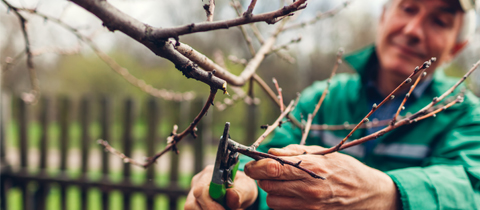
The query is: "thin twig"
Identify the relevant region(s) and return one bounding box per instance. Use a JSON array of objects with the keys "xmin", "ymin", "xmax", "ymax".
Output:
[
  {"xmin": 268, "ymin": 37, "xmax": 302, "ymax": 55},
  {"xmin": 99, "ymin": 88, "xmax": 218, "ymax": 168},
  {"xmin": 413, "ymin": 59, "xmax": 480, "ymax": 116},
  {"xmin": 413, "ymin": 95, "xmax": 463, "ymax": 122},
  {"xmin": 228, "ymin": 140, "xmax": 325, "ymax": 179},
  {"xmin": 252, "ymin": 100, "xmax": 295, "ymax": 149},
  {"xmin": 390, "ymin": 67, "xmax": 428, "ymax": 124},
  {"xmin": 299, "ymin": 49, "xmax": 343, "ymax": 145},
  {"xmin": 252, "ymin": 74, "xmax": 303, "ymax": 129},
  {"xmin": 150, "ymin": 0, "xmax": 307, "ymax": 39},
  {"xmin": 272, "ymin": 78, "xmax": 284, "ymax": 112},
  {"xmin": 97, "ymin": 140, "xmax": 146, "ymax": 167},
  {"xmin": 230, "ymin": 0, "xmax": 256, "ymax": 56},
  {"xmin": 203, "ymin": 0, "xmax": 215, "ymax": 22},
  {"xmin": 313, "ymin": 94, "xmax": 464, "ymax": 155},
  {"xmin": 332, "ymin": 58, "xmax": 436, "ymax": 152},
  {"xmin": 2, "ymin": 0, "xmax": 39, "ymax": 104},
  {"xmin": 243, "ymin": 0, "xmax": 257, "ymax": 17},
  {"xmin": 283, "ymin": 0, "xmax": 352, "ymax": 31},
  {"xmin": 15, "ymin": 8, "xmax": 195, "ymax": 101}
]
